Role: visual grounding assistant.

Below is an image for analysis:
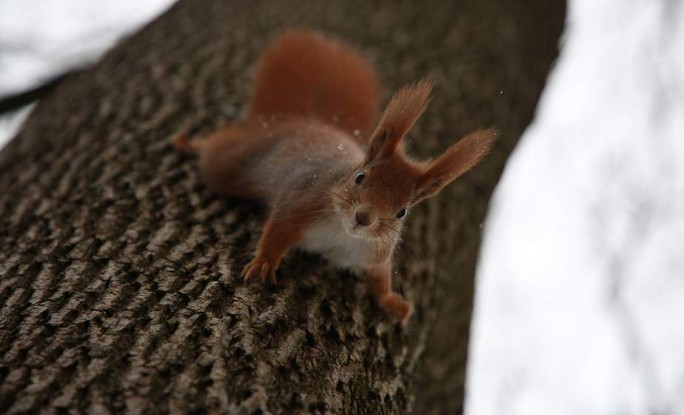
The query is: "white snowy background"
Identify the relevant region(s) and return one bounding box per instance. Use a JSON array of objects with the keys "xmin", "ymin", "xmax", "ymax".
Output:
[
  {"xmin": 2, "ymin": 1, "xmax": 683, "ymax": 413},
  {"xmin": 466, "ymin": 0, "xmax": 684, "ymax": 414},
  {"xmin": 0, "ymin": 0, "xmax": 176, "ymax": 149}
]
